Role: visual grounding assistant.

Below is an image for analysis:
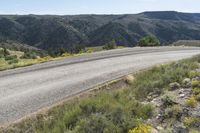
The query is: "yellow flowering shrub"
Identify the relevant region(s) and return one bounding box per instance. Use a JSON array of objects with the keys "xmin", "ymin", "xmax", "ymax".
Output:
[
  {"xmin": 185, "ymin": 96, "xmax": 197, "ymax": 107},
  {"xmin": 128, "ymin": 124, "xmax": 152, "ymax": 133}
]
